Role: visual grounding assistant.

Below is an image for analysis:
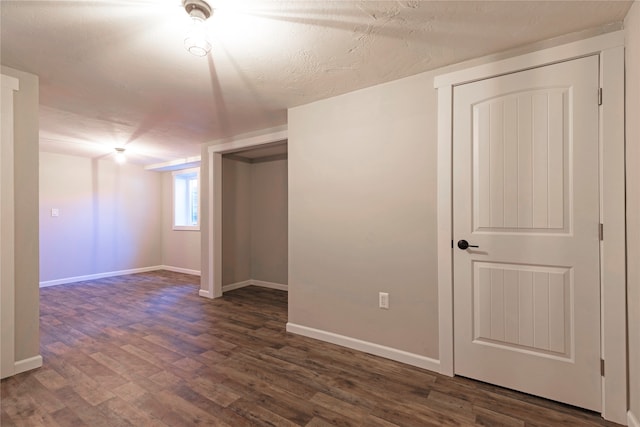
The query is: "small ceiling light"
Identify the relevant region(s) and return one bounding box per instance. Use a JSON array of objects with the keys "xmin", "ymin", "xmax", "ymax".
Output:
[
  {"xmin": 183, "ymin": 0, "xmax": 213, "ymax": 57},
  {"xmin": 114, "ymin": 147, "xmax": 126, "ymax": 164}
]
